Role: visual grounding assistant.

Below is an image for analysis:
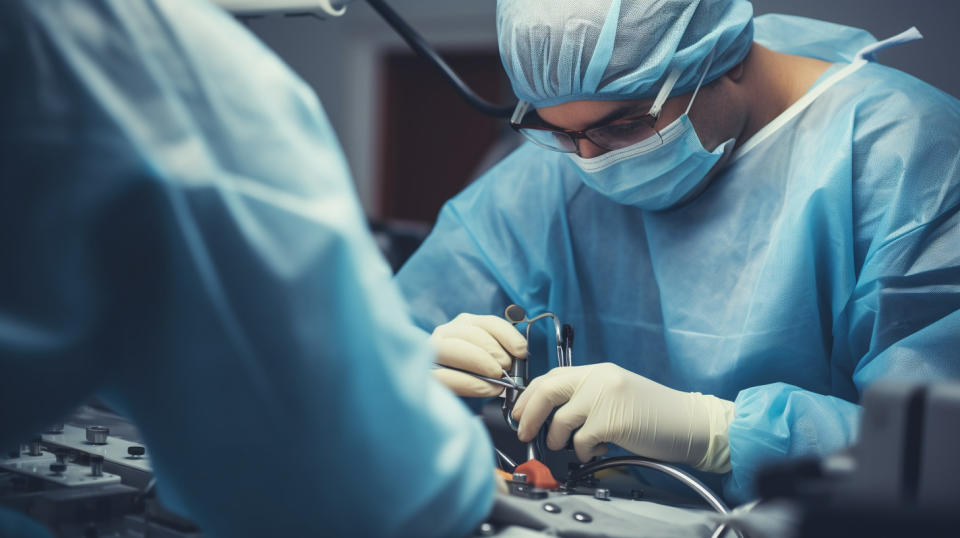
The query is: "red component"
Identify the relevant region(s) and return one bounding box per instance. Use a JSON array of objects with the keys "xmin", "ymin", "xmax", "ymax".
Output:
[{"xmin": 515, "ymin": 459, "xmax": 560, "ymax": 490}]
